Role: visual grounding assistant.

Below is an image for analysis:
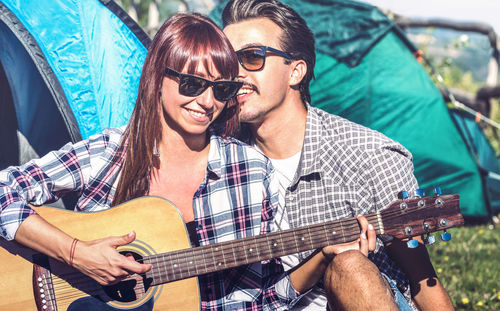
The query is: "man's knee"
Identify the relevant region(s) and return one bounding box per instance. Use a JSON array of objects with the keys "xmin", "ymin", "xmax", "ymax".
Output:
[
  {"xmin": 324, "ymin": 250, "xmax": 378, "ymax": 289},
  {"xmin": 326, "ymin": 251, "xmax": 370, "ymax": 275}
]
